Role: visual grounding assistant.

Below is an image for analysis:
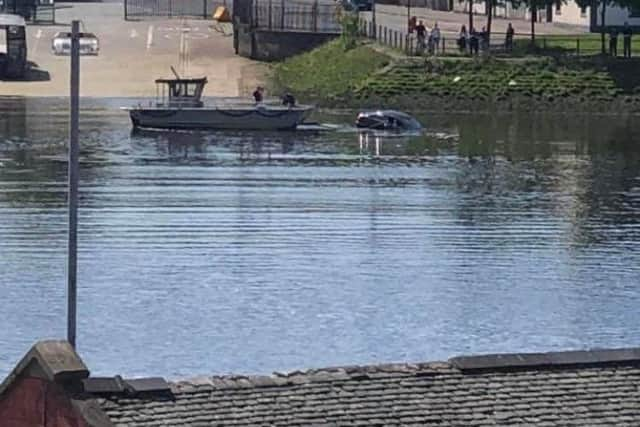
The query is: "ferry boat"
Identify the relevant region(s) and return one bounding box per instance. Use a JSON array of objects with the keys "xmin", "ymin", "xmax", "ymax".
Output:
[{"xmin": 123, "ymin": 73, "xmax": 313, "ymax": 131}]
